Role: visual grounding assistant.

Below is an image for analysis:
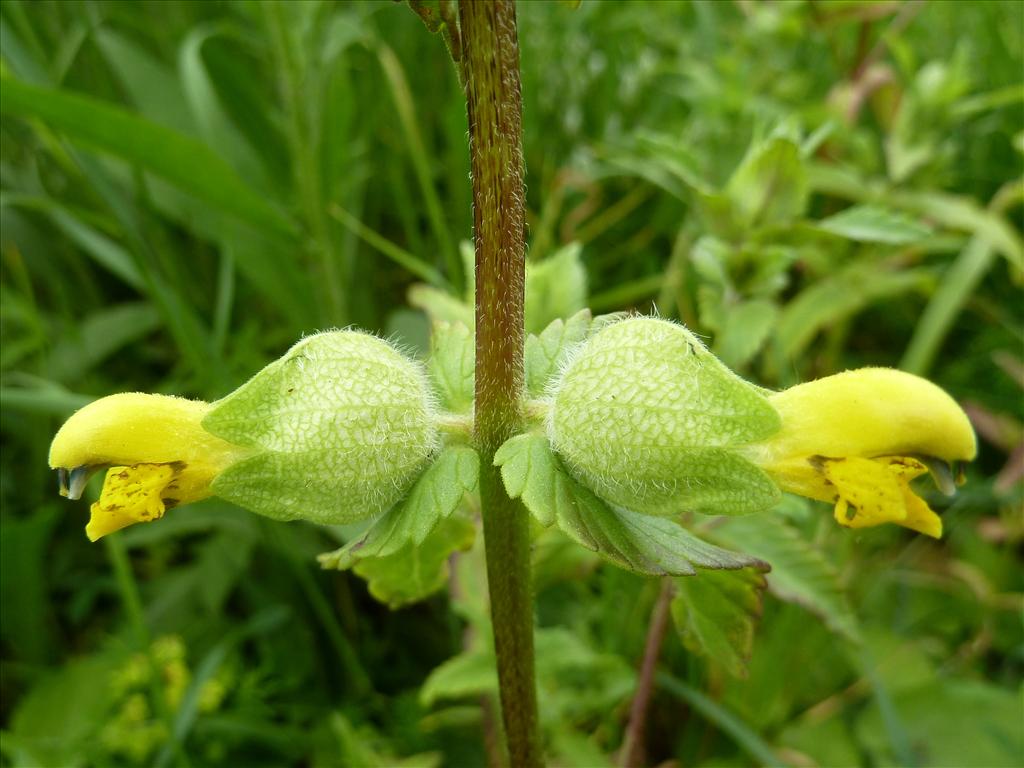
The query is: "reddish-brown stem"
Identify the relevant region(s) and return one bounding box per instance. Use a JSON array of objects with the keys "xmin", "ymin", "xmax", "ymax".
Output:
[
  {"xmin": 620, "ymin": 579, "xmax": 675, "ymax": 768},
  {"xmin": 460, "ymin": 2, "xmax": 542, "ymax": 766}
]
